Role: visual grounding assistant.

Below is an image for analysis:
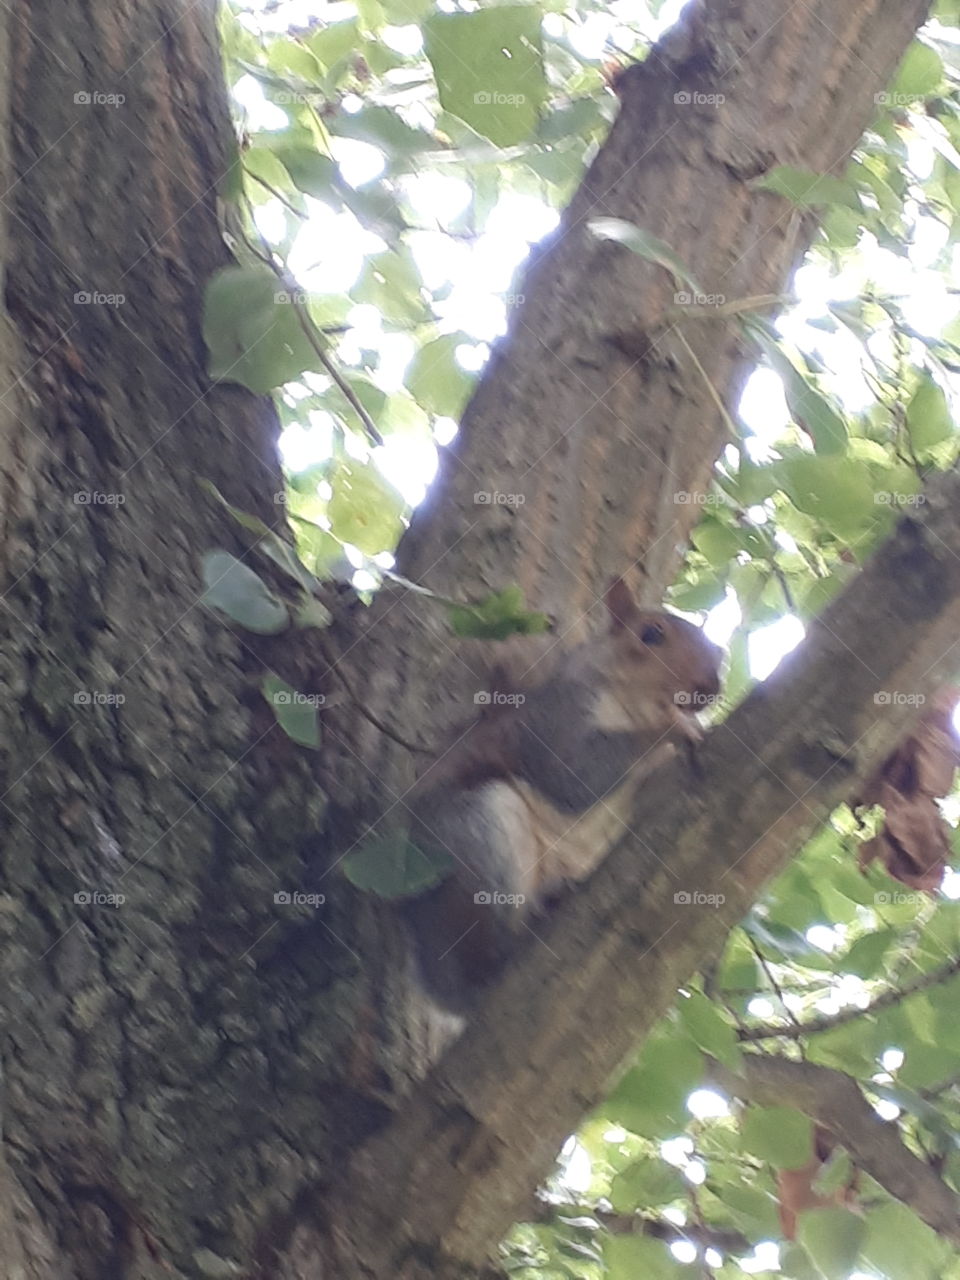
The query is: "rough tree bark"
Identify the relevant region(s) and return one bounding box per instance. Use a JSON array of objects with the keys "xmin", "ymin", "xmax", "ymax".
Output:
[{"xmin": 0, "ymin": 2, "xmax": 937, "ymax": 1280}]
